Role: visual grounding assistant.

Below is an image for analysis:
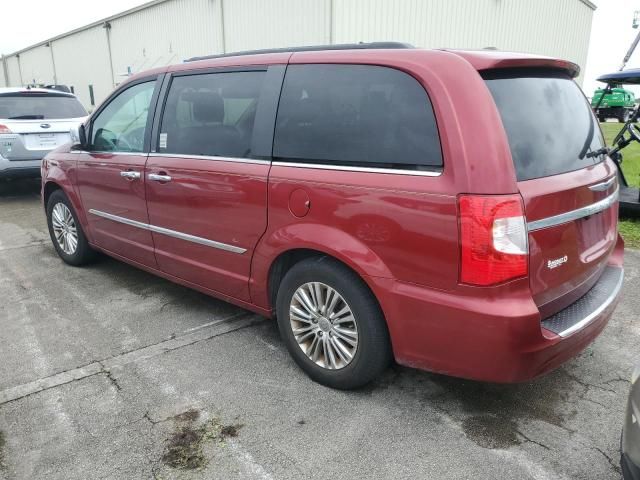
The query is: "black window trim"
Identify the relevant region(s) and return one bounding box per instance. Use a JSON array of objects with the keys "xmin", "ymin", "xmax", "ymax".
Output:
[
  {"xmin": 86, "ymin": 74, "xmax": 165, "ymax": 155},
  {"xmin": 271, "ymin": 63, "xmax": 444, "ymax": 176},
  {"xmin": 149, "ymin": 65, "xmax": 285, "ymax": 162}
]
